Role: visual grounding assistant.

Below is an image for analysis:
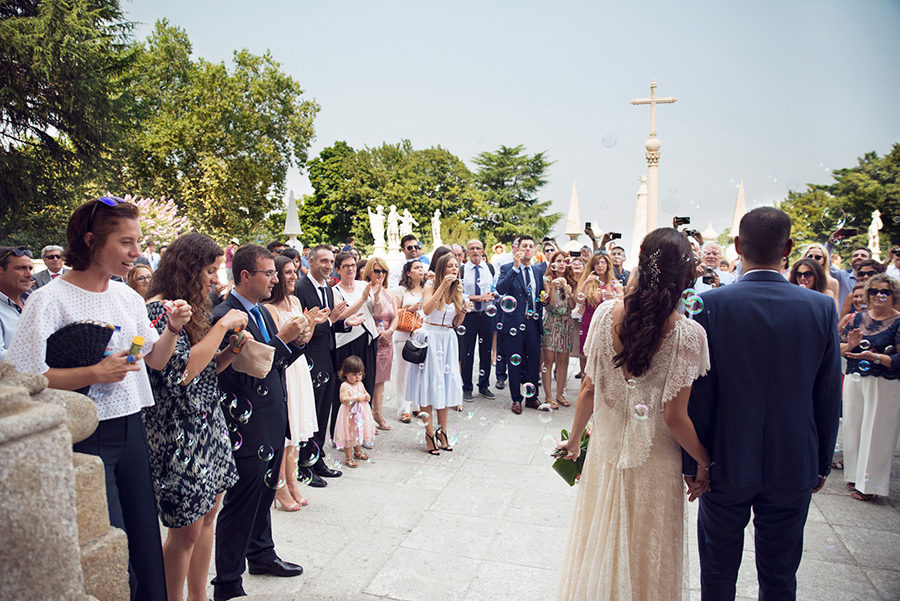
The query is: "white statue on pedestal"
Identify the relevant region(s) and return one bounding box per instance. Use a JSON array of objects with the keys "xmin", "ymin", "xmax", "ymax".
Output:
[
  {"xmin": 387, "ymin": 205, "xmax": 400, "ymax": 252},
  {"xmin": 400, "ymin": 209, "xmax": 418, "ymax": 237},
  {"xmin": 868, "ymin": 209, "xmax": 883, "ymax": 261},
  {"xmin": 431, "ymin": 209, "xmax": 443, "ymax": 248},
  {"xmin": 367, "ymin": 205, "xmax": 385, "ymax": 247}
]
